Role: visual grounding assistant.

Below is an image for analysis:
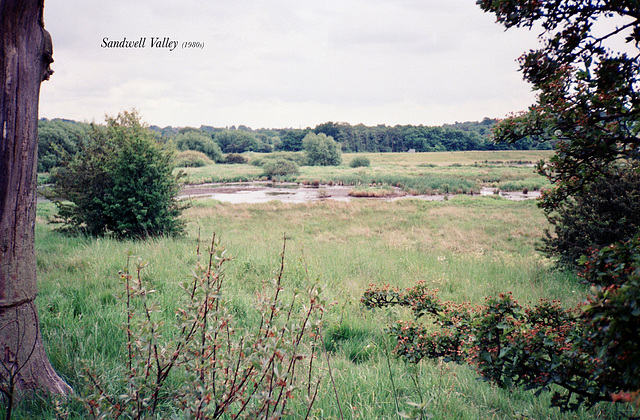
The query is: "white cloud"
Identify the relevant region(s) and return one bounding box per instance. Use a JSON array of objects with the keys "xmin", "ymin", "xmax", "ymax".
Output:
[{"xmin": 40, "ymin": 0, "xmax": 543, "ymax": 128}]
